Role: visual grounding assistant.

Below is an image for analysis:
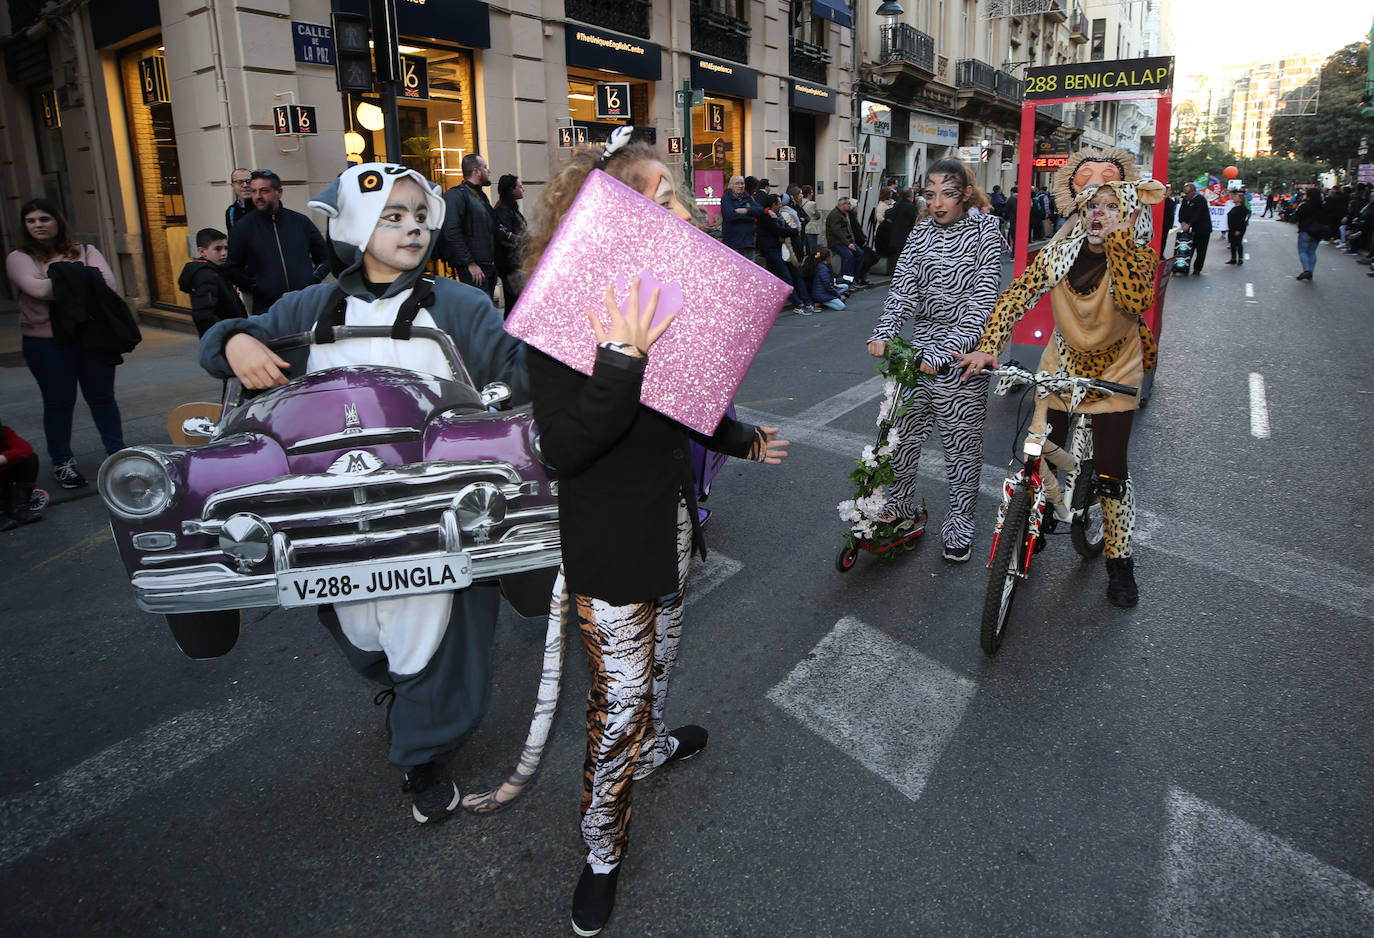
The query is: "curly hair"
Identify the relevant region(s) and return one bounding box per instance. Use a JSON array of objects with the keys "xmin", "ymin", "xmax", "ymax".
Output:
[
  {"xmin": 522, "ymin": 142, "xmax": 694, "ymax": 278},
  {"xmin": 915, "ymin": 158, "xmax": 991, "ymax": 222}
]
